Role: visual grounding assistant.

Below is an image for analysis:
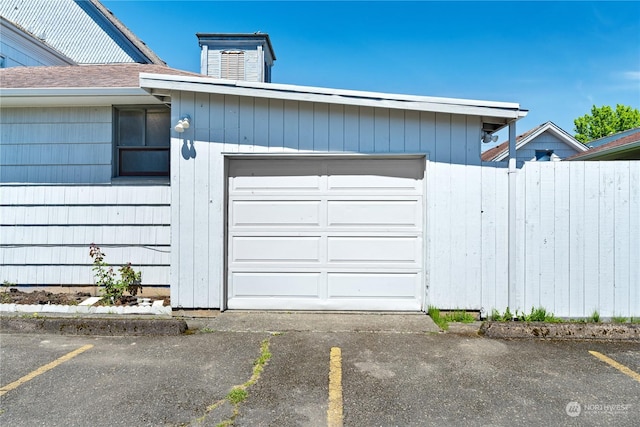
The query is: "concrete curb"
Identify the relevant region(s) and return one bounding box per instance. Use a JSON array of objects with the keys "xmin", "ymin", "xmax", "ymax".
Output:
[
  {"xmin": 480, "ymin": 321, "xmax": 640, "ymax": 341},
  {"xmin": 0, "ymin": 315, "xmax": 188, "ymax": 336}
]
